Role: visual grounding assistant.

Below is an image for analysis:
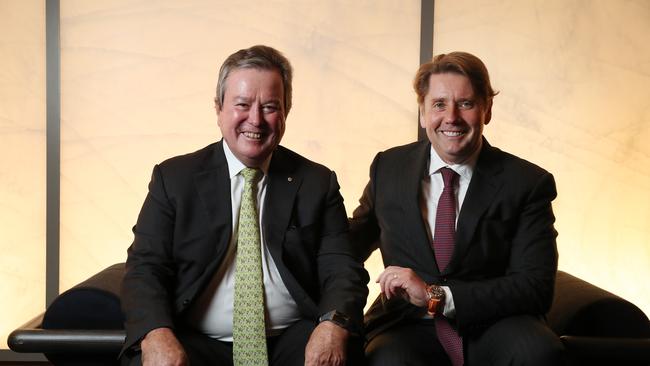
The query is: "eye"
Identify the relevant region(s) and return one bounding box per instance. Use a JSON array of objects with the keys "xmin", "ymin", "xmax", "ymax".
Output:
[
  {"xmin": 432, "ymin": 101, "xmax": 446, "ymax": 110},
  {"xmin": 262, "ymin": 104, "xmax": 279, "ymax": 113},
  {"xmin": 458, "ymin": 100, "xmax": 474, "ymax": 109},
  {"xmin": 235, "ymin": 102, "xmax": 249, "ymax": 109}
]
